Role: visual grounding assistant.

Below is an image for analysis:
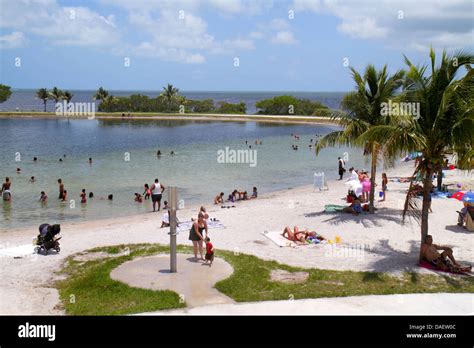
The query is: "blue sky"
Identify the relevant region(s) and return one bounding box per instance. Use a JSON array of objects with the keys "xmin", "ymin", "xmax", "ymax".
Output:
[{"xmin": 0, "ymin": 0, "xmax": 473, "ymax": 91}]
